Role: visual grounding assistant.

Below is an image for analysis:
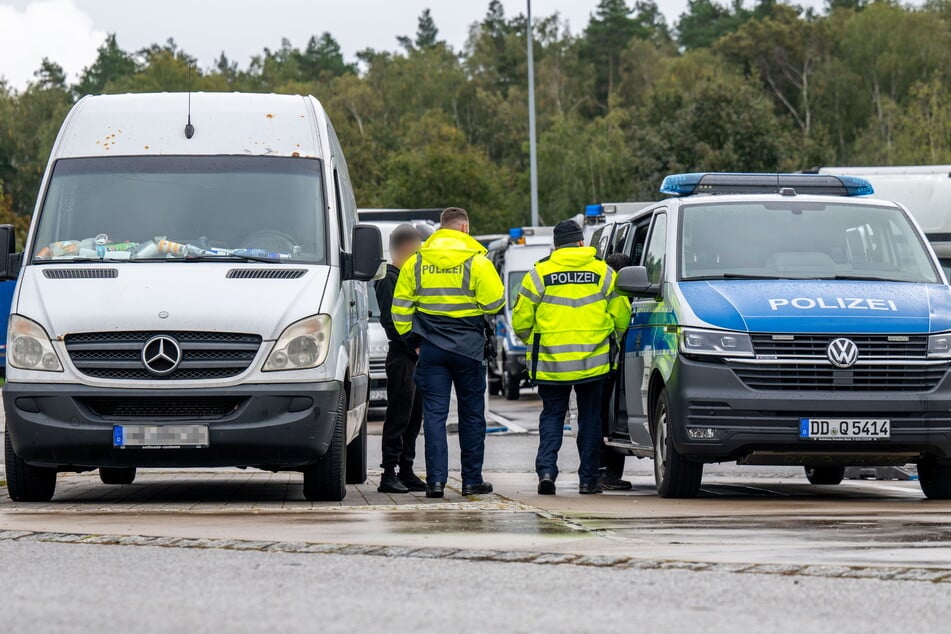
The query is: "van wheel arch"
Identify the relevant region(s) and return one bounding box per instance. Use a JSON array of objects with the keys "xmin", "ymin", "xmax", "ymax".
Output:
[{"xmin": 646, "ymin": 371, "xmax": 666, "ymax": 442}]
